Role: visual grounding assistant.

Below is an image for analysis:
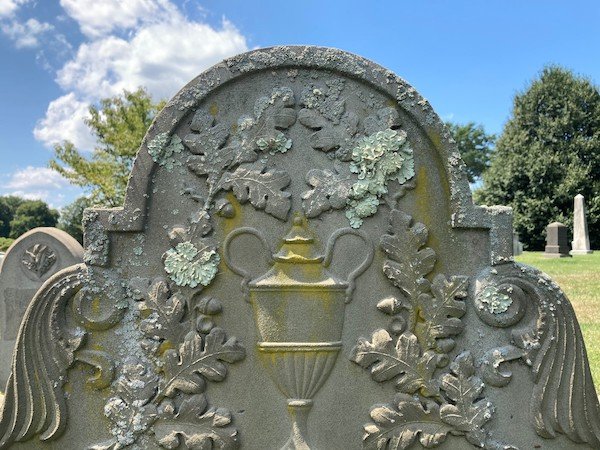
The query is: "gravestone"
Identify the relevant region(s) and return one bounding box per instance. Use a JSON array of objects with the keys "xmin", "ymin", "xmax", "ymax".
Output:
[
  {"xmin": 544, "ymin": 222, "xmax": 572, "ymax": 258},
  {"xmin": 512, "ymin": 231, "xmax": 523, "ymax": 256},
  {"xmin": 1, "ymin": 47, "xmax": 598, "ymax": 449},
  {"xmin": 571, "ymin": 194, "xmax": 593, "ymax": 255},
  {"xmin": 0, "ymin": 228, "xmax": 83, "ymax": 389}
]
